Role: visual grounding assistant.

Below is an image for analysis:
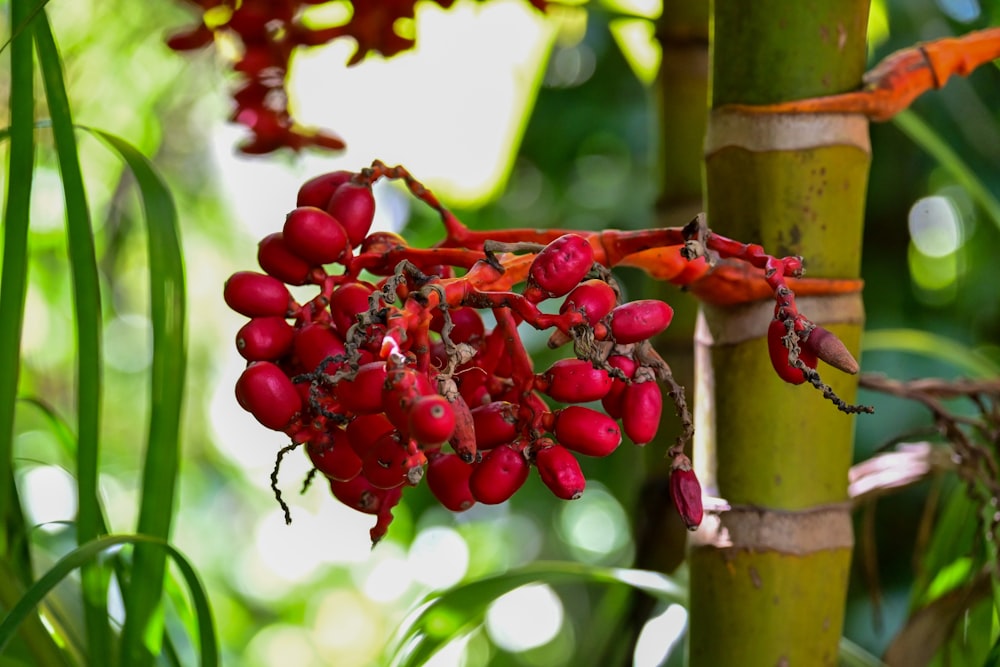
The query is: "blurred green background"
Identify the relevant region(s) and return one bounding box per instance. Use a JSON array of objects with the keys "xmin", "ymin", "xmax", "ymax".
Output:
[{"xmin": 5, "ymin": 0, "xmax": 1000, "ymax": 664}]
